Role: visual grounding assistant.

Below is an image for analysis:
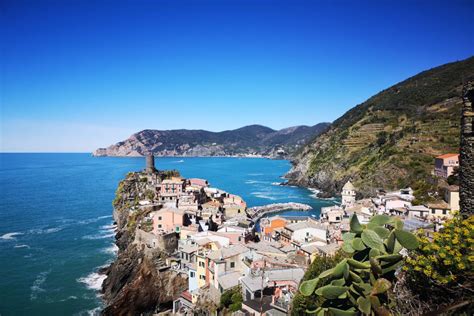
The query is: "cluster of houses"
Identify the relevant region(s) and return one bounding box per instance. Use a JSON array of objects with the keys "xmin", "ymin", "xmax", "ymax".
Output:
[
  {"xmin": 130, "ymin": 159, "xmax": 313, "ymax": 315},
  {"xmin": 129, "ymin": 154, "xmax": 460, "ymax": 315},
  {"xmin": 316, "ymin": 153, "xmax": 462, "ymax": 239}
]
